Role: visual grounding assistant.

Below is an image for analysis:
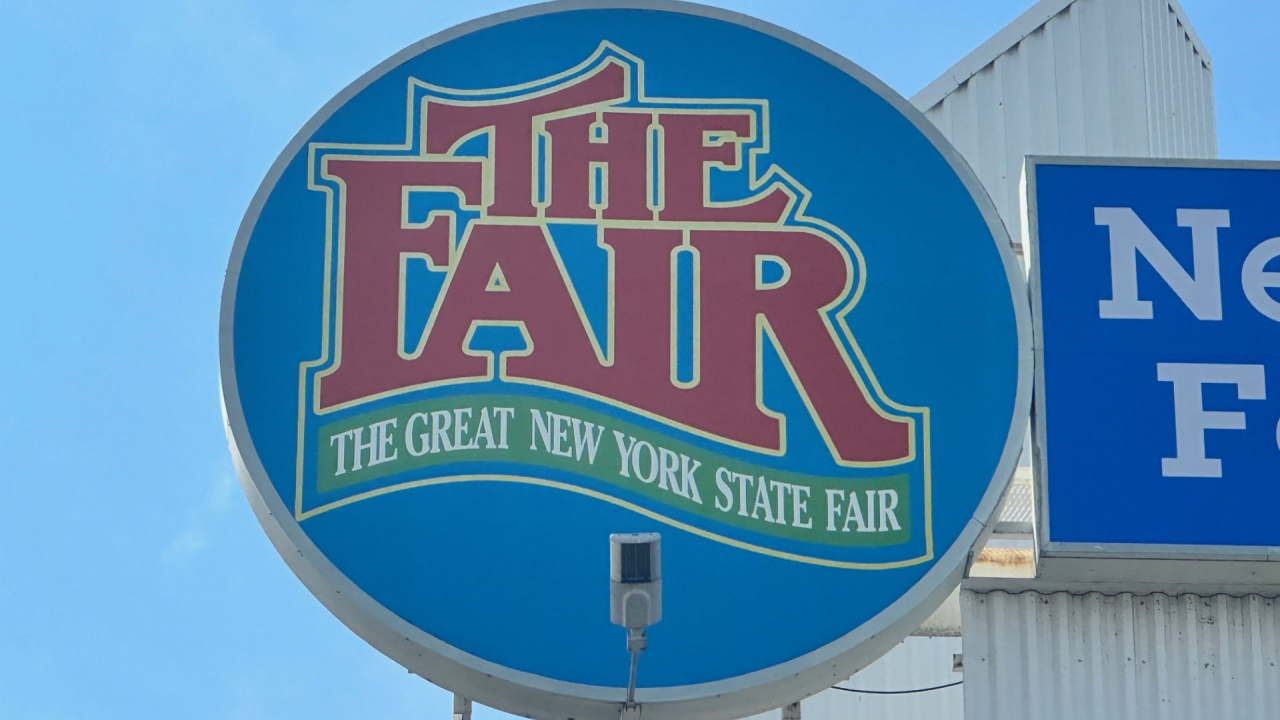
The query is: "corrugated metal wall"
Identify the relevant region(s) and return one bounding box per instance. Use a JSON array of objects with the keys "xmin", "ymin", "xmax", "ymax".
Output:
[
  {"xmin": 758, "ymin": 4, "xmax": 1222, "ymax": 718},
  {"xmin": 962, "ymin": 589, "xmax": 1280, "ymax": 720},
  {"xmin": 740, "ymin": 637, "xmax": 964, "ymax": 720},
  {"xmin": 912, "ymin": 0, "xmax": 1215, "ymax": 248},
  {"xmin": 1140, "ymin": 0, "xmax": 1216, "ymax": 159}
]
